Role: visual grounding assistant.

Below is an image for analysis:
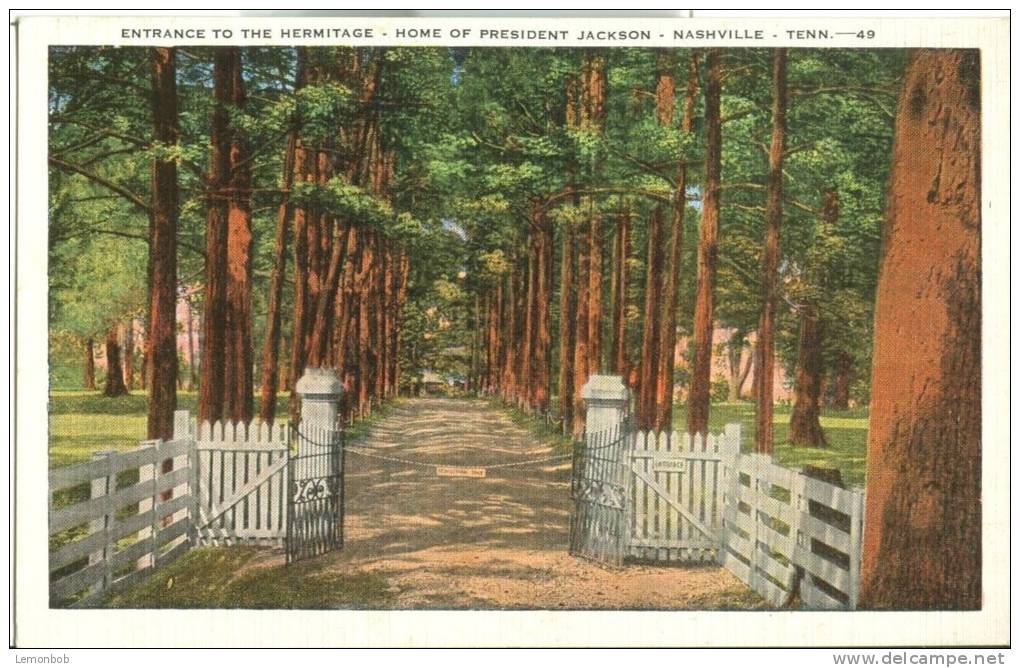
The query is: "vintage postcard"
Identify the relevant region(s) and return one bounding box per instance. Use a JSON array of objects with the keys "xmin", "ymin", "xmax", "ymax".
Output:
[{"xmin": 12, "ymin": 11, "xmax": 1010, "ymax": 648}]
